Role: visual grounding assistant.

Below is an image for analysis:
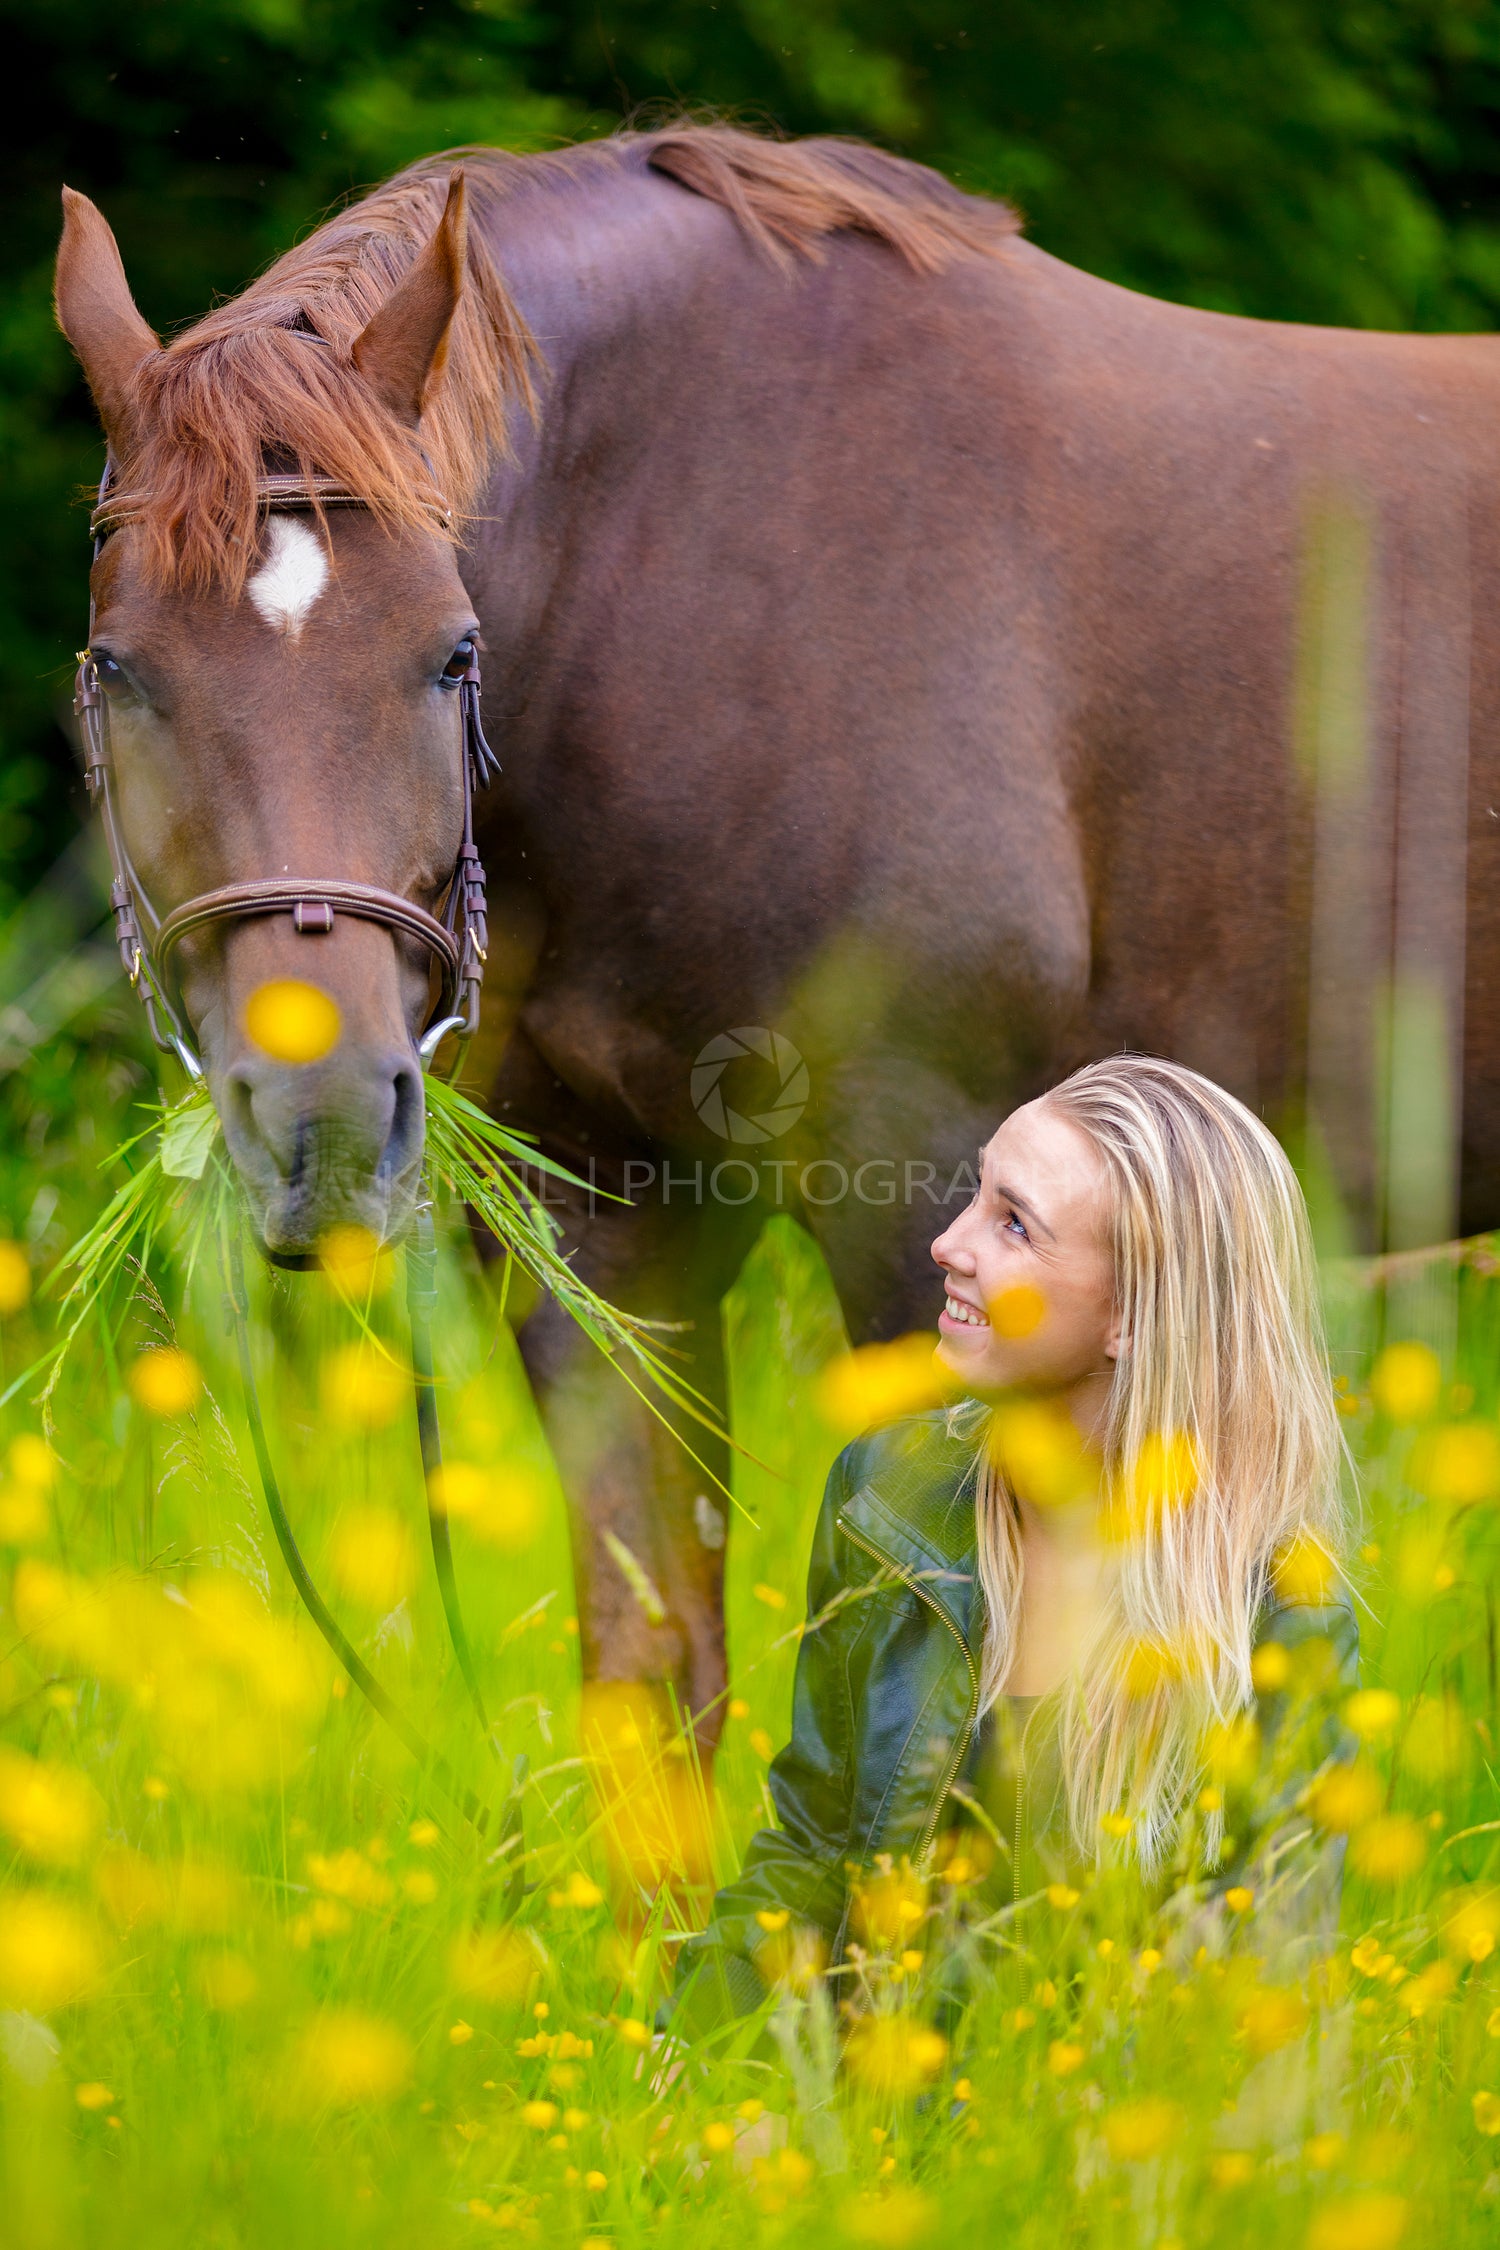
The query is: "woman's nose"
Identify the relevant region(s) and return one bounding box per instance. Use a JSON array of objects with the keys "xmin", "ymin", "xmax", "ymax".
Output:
[{"xmin": 931, "ymin": 1222, "xmax": 972, "ymax": 1271}]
